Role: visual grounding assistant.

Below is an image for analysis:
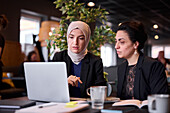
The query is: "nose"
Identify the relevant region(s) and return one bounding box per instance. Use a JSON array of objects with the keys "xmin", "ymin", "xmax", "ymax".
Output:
[
  {"xmin": 73, "ymin": 37, "xmax": 78, "ymax": 45},
  {"xmin": 115, "ymin": 42, "xmax": 119, "ymax": 49}
]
